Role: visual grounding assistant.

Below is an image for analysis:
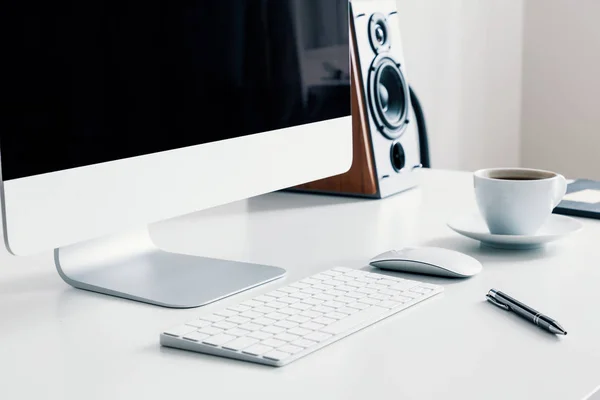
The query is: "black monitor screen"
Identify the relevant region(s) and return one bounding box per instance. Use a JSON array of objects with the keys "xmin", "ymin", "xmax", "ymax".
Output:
[{"xmin": 0, "ymin": 0, "xmax": 350, "ymax": 180}]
